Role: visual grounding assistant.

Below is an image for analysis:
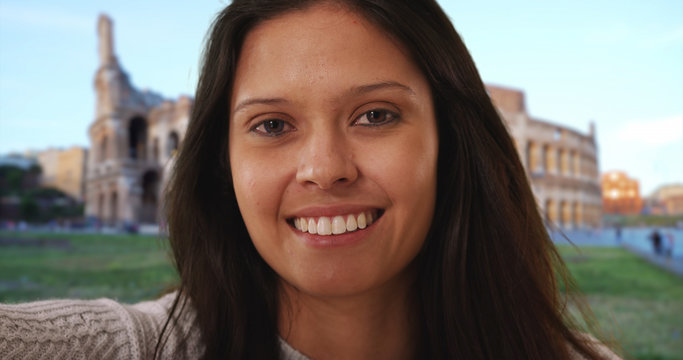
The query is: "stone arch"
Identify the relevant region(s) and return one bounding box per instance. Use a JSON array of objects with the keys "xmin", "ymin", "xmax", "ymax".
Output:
[
  {"xmin": 110, "ymin": 190, "xmax": 118, "ymax": 225},
  {"xmin": 560, "ymin": 149, "xmax": 570, "ymax": 175},
  {"xmin": 128, "ymin": 116, "xmax": 147, "ymax": 160},
  {"xmin": 527, "ymin": 141, "xmax": 541, "ymax": 174},
  {"xmin": 554, "ymin": 128, "xmax": 563, "ymax": 141},
  {"xmin": 100, "ymin": 136, "xmax": 108, "ymax": 161},
  {"xmin": 98, "ymin": 193, "xmax": 105, "ymax": 221},
  {"xmin": 140, "ymin": 170, "xmax": 160, "ymax": 223},
  {"xmin": 167, "ymin": 131, "xmax": 179, "ymax": 156},
  {"xmin": 561, "ymin": 200, "xmax": 571, "ymax": 228},
  {"xmin": 570, "ymin": 150, "xmax": 577, "ymax": 176},
  {"xmin": 544, "ymin": 144, "xmax": 556, "ymax": 174},
  {"xmin": 584, "ymin": 155, "xmax": 591, "ymax": 177},
  {"xmin": 573, "ymin": 202, "xmax": 582, "ymax": 228},
  {"xmin": 153, "ymin": 137, "xmax": 160, "ymax": 163},
  {"xmin": 545, "ymin": 199, "xmax": 558, "ymax": 224}
]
